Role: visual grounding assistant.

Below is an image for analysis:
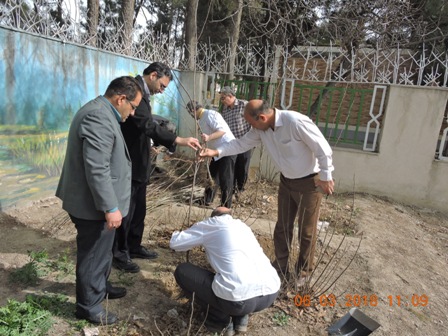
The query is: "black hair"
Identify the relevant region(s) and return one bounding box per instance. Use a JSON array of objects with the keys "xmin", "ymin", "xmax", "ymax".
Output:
[
  {"xmin": 142, "ymin": 62, "xmax": 173, "ymax": 79},
  {"xmin": 104, "ymin": 76, "xmax": 142, "ymax": 101},
  {"xmin": 186, "ymin": 100, "xmax": 202, "ymax": 113}
]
